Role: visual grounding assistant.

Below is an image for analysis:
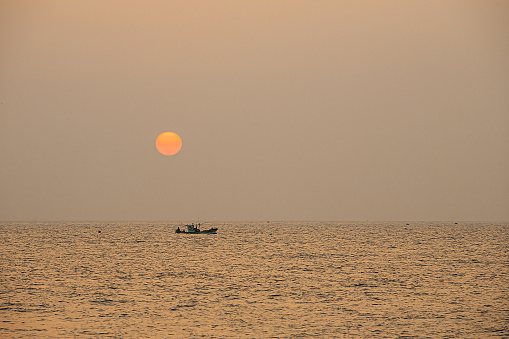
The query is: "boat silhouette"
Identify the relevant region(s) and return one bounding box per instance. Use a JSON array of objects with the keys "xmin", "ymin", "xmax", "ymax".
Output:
[{"xmin": 175, "ymin": 223, "xmax": 217, "ymax": 234}]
